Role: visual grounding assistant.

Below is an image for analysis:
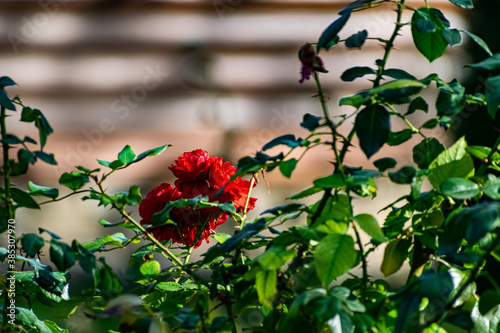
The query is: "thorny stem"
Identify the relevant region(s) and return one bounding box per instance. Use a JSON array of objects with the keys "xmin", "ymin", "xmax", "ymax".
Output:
[
  {"xmin": 374, "ymin": 0, "xmax": 407, "ymax": 87},
  {"xmin": 352, "ymin": 221, "xmax": 369, "ymax": 289},
  {"xmin": 312, "ymin": 72, "xmax": 343, "ymax": 174},
  {"xmin": 1, "ymin": 106, "xmax": 13, "ymax": 220},
  {"xmin": 240, "ymin": 176, "xmax": 256, "ymax": 229}
]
